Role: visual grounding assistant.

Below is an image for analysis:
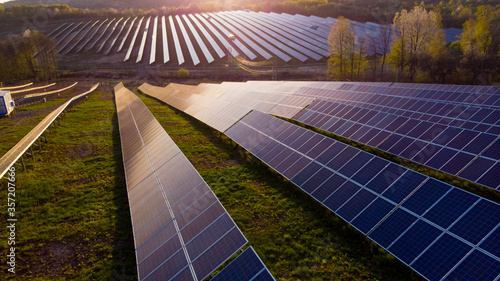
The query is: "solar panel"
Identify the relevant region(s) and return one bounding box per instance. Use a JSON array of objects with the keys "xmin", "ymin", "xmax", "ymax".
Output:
[
  {"xmin": 114, "ymin": 83, "xmax": 248, "ymax": 281},
  {"xmin": 218, "ymin": 12, "xmax": 293, "ymax": 62},
  {"xmin": 182, "ymin": 14, "xmax": 214, "ymax": 64},
  {"xmin": 175, "ymin": 15, "xmax": 200, "ymax": 65},
  {"xmin": 97, "ymin": 17, "xmax": 124, "ymax": 53},
  {"xmin": 161, "ymin": 16, "xmax": 169, "ymax": 63},
  {"xmin": 195, "ymin": 14, "xmax": 245, "ymax": 59},
  {"xmin": 149, "ymin": 16, "xmax": 158, "ymax": 64},
  {"xmin": 169, "ymin": 15, "xmax": 185, "ymax": 65},
  {"xmin": 87, "ymin": 18, "xmax": 116, "ymax": 50},
  {"xmin": 207, "ymin": 12, "xmax": 272, "ymax": 60},
  {"xmin": 58, "ymin": 21, "xmax": 91, "ymax": 53},
  {"xmin": 117, "ymin": 17, "xmax": 138, "ymax": 52},
  {"xmin": 222, "ymin": 110, "xmax": 500, "ymax": 281},
  {"xmin": 238, "ymin": 11, "xmax": 329, "ymax": 57},
  {"xmin": 104, "ymin": 17, "xmax": 130, "ymax": 55},
  {"xmin": 211, "ymin": 247, "xmax": 275, "ymax": 281},
  {"xmin": 124, "ymin": 17, "xmax": 144, "ymax": 62},
  {"xmin": 222, "ymin": 11, "xmax": 307, "ymax": 62},
  {"xmin": 294, "ymin": 97, "xmax": 500, "ymax": 191},
  {"xmin": 136, "ymin": 16, "xmax": 151, "ymax": 63},
  {"xmin": 188, "ymin": 14, "xmax": 225, "ymax": 59}
]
